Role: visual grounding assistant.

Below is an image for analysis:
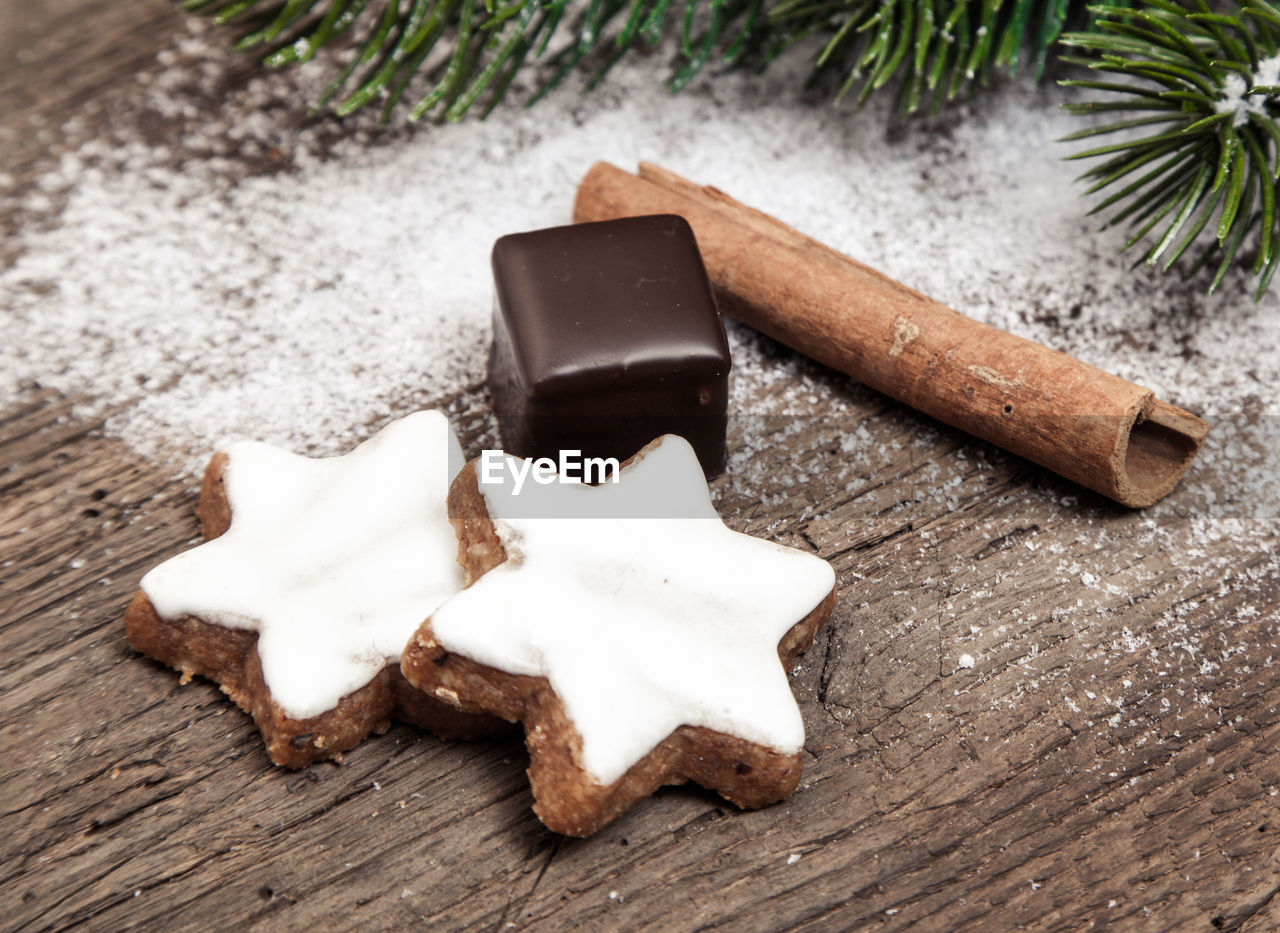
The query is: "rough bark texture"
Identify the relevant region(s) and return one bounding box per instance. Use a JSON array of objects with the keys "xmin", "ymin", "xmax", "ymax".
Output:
[
  {"xmin": 573, "ymin": 162, "xmax": 1210, "ymax": 508},
  {"xmin": 3, "ymin": 4, "xmax": 1280, "ymax": 931}
]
